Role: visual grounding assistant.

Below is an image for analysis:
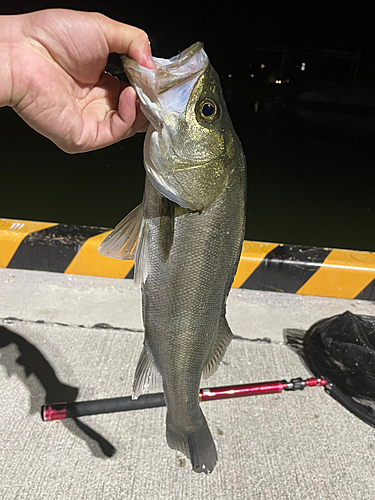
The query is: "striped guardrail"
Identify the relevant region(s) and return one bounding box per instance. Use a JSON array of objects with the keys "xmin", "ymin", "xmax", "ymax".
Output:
[{"xmin": 1, "ymin": 218, "xmax": 375, "ymax": 300}]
